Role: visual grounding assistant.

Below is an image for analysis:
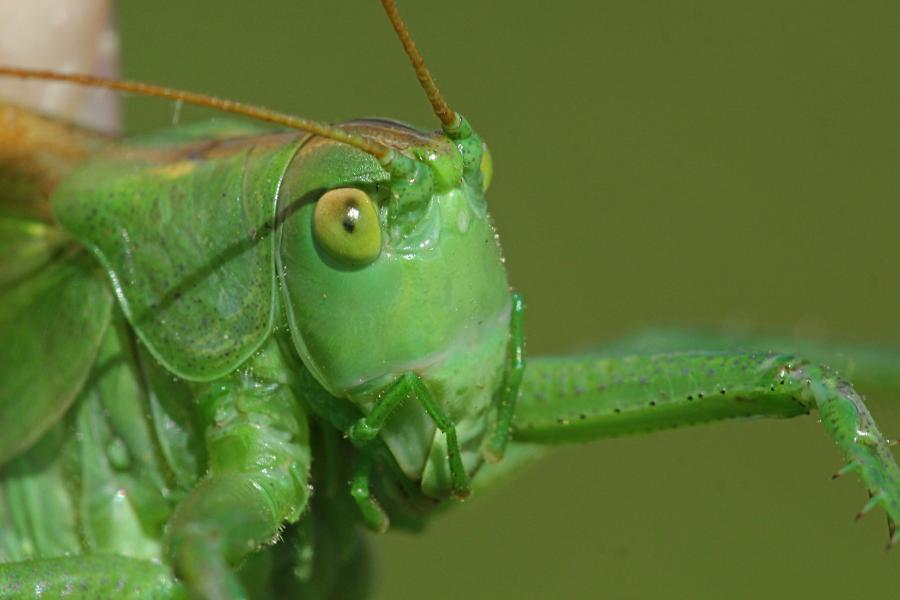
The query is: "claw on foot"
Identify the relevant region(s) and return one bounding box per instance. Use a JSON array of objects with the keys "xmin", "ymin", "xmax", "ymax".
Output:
[
  {"xmin": 855, "ymin": 491, "xmax": 885, "ymax": 521},
  {"xmin": 832, "ymin": 461, "xmax": 860, "ymax": 480}
]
